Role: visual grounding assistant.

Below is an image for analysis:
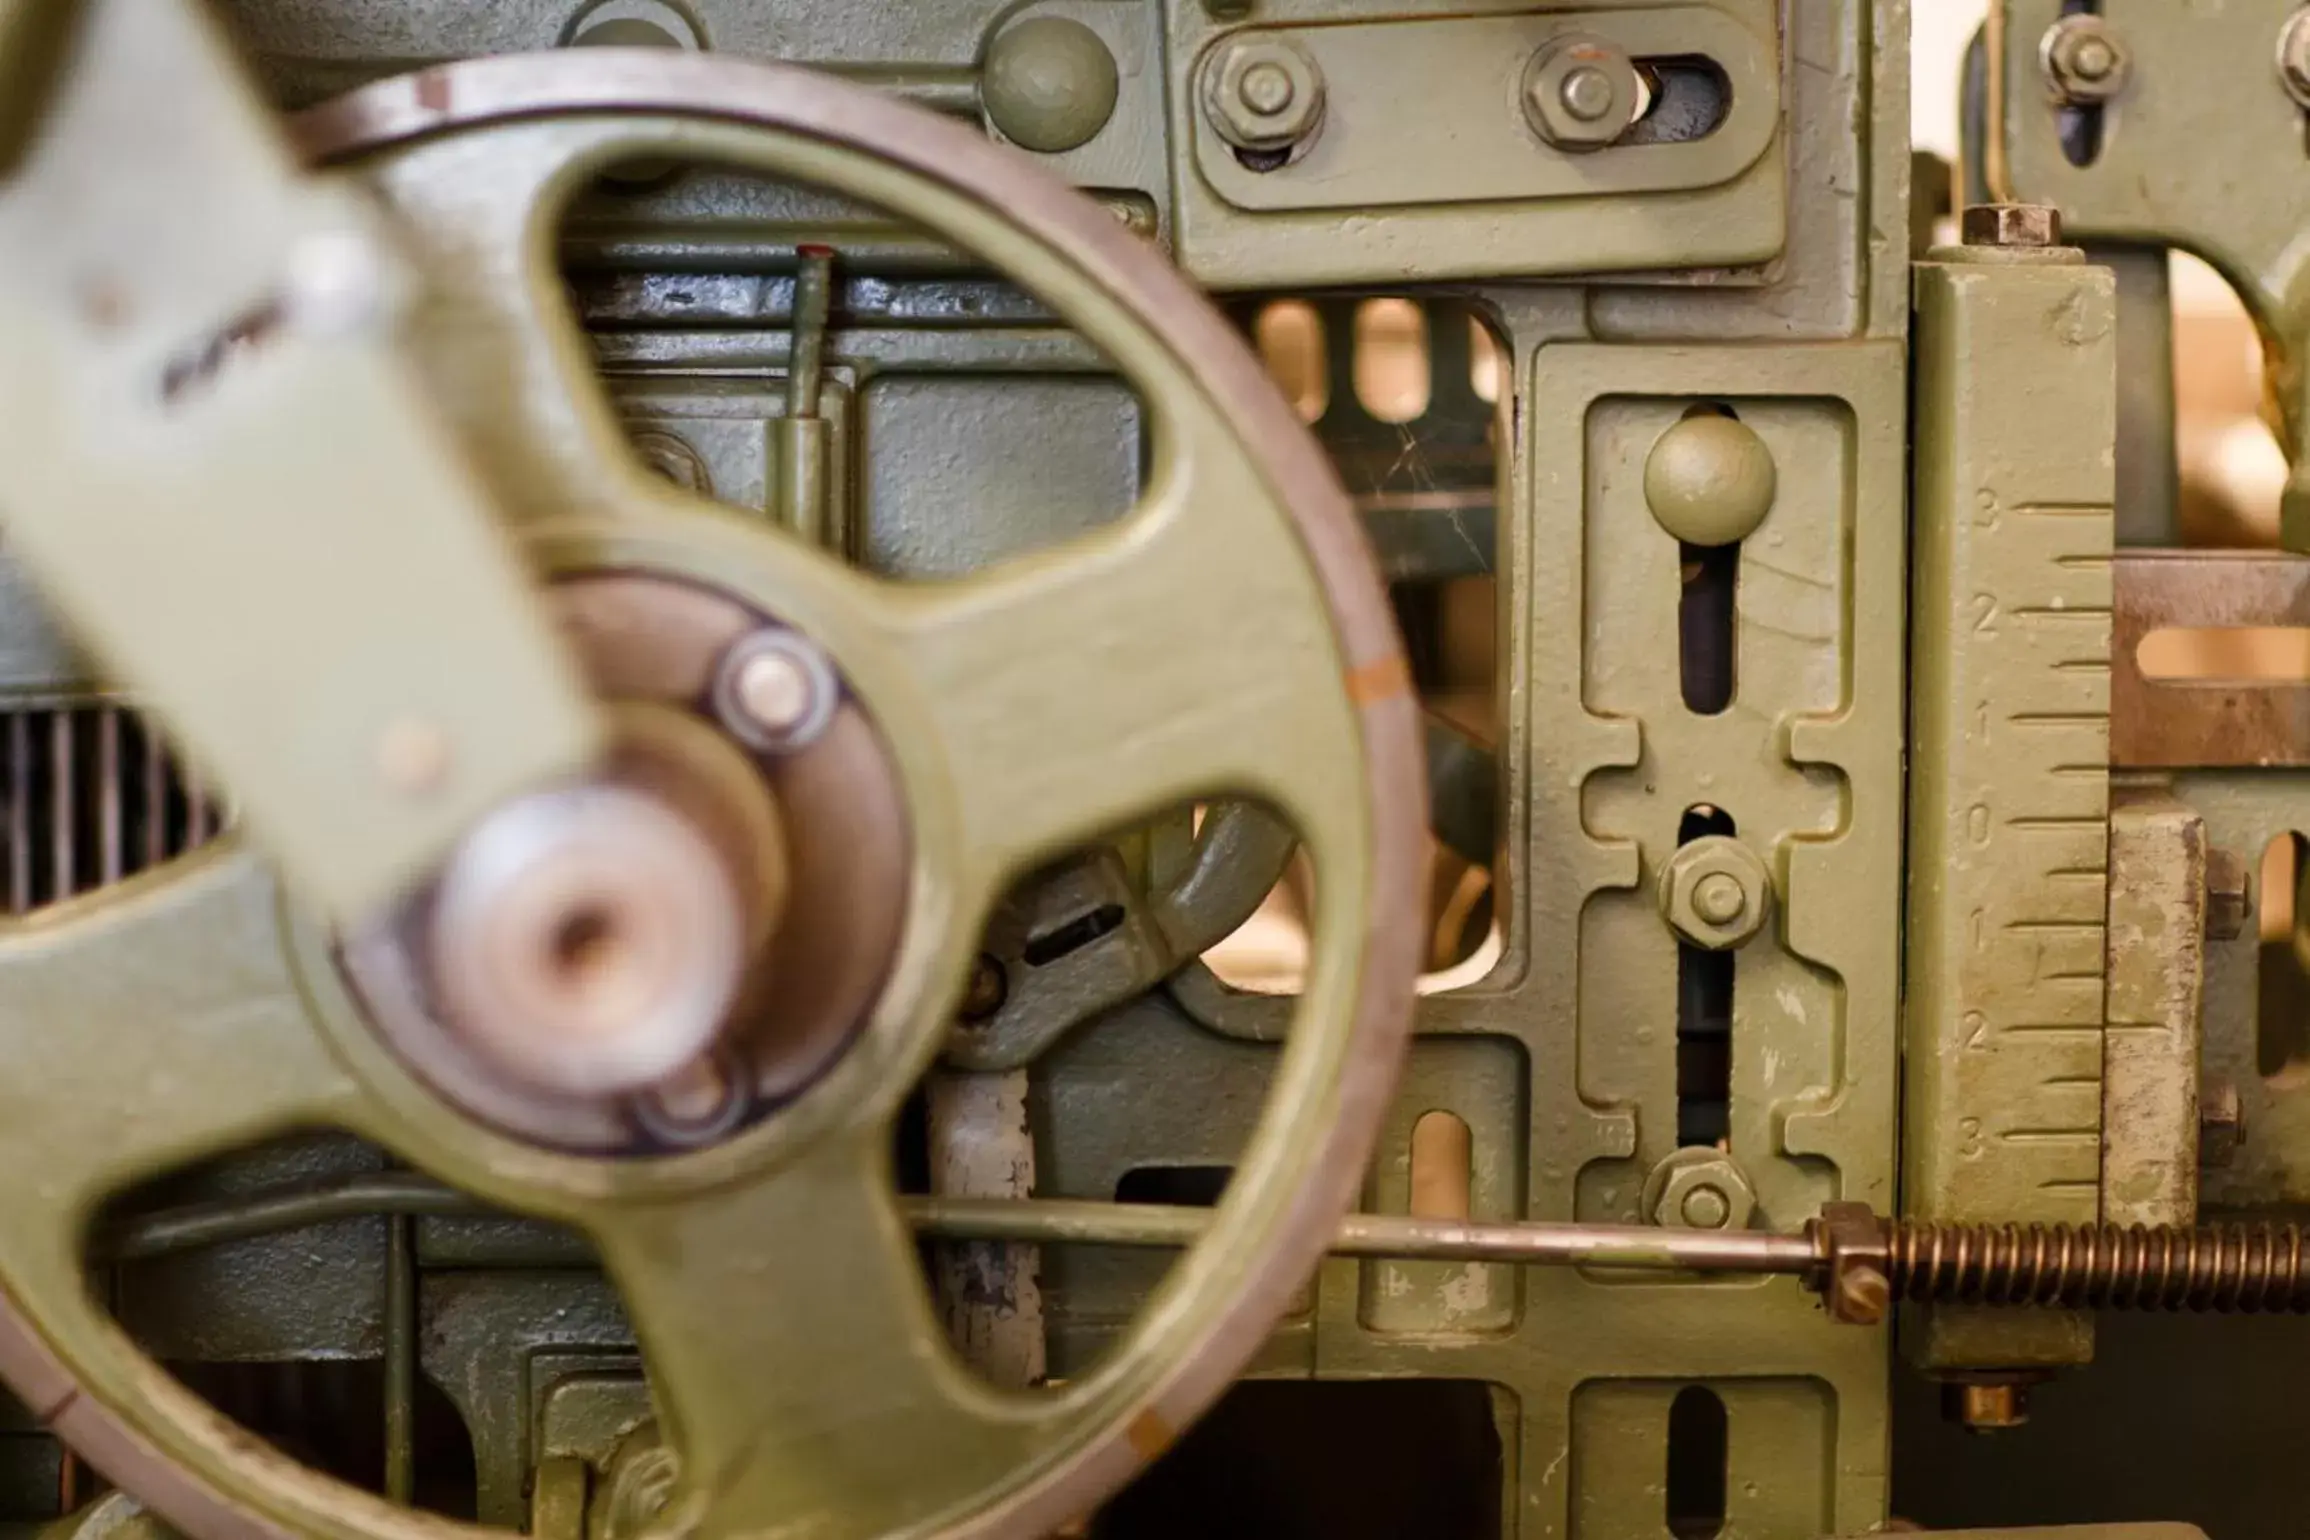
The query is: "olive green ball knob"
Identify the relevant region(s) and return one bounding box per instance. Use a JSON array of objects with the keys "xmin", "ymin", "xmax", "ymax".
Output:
[
  {"xmin": 1643, "ymin": 412, "xmax": 1778, "ymax": 547},
  {"xmin": 982, "ymin": 18, "xmax": 1121, "ymax": 154}
]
